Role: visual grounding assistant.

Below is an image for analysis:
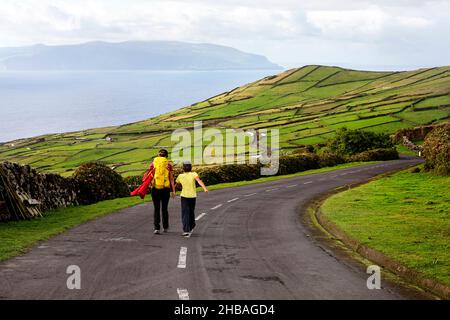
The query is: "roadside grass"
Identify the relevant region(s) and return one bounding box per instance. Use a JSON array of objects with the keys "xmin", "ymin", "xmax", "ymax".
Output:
[
  {"xmin": 0, "ymin": 161, "xmax": 376, "ymax": 262},
  {"xmin": 321, "ymin": 169, "xmax": 450, "ymax": 286},
  {"xmin": 396, "ymin": 144, "xmax": 418, "ymax": 156}
]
